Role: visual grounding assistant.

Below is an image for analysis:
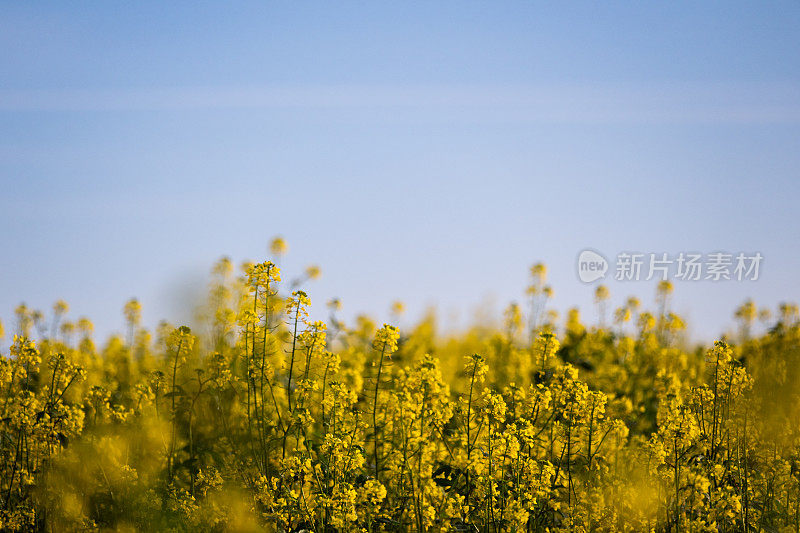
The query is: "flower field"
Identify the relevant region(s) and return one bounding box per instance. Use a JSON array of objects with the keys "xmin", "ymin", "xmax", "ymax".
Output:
[{"xmin": 1, "ymin": 256, "xmax": 799, "ymax": 532}]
